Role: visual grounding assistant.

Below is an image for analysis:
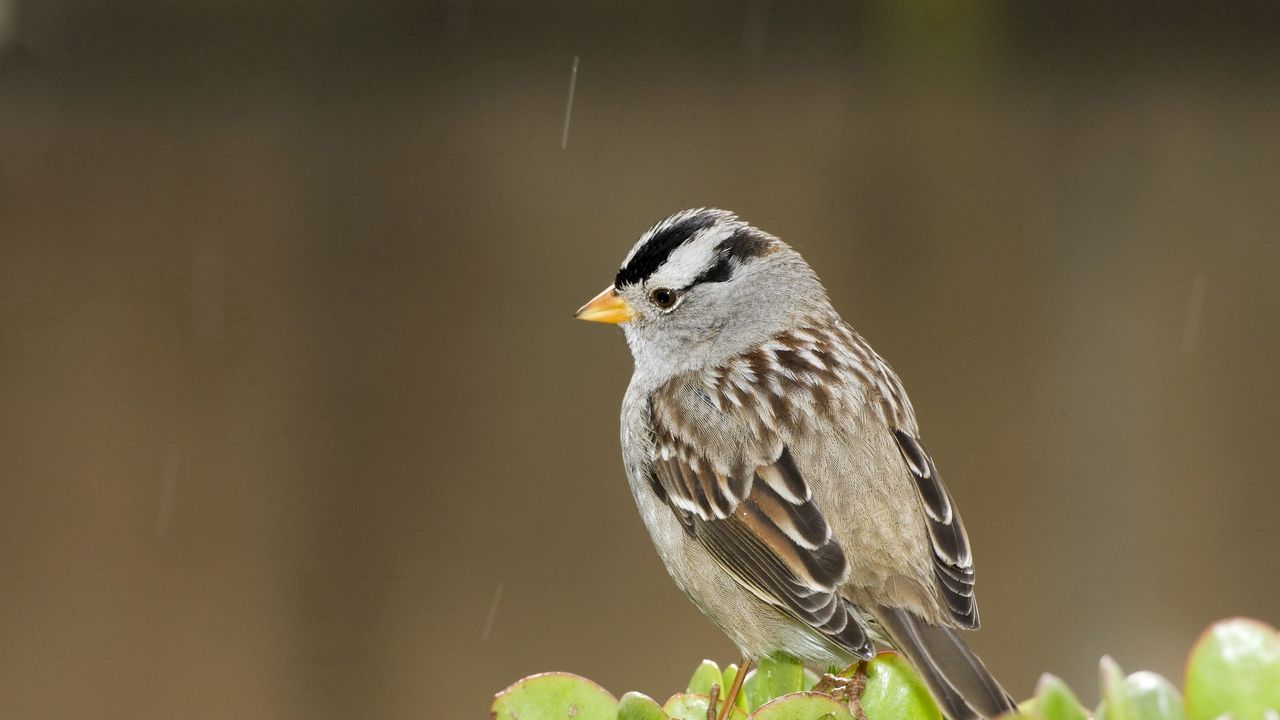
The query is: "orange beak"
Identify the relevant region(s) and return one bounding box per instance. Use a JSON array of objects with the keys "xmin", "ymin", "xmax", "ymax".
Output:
[{"xmin": 574, "ymin": 285, "xmax": 634, "ymax": 324}]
